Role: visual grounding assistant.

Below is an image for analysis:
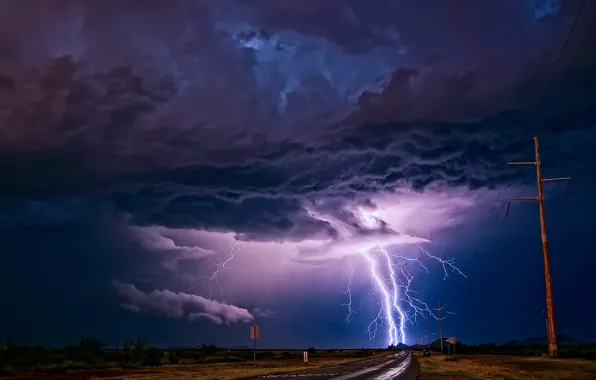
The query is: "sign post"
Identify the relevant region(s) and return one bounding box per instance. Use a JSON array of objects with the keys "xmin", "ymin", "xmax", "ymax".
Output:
[
  {"xmin": 250, "ymin": 325, "xmax": 260, "ymax": 367},
  {"xmin": 303, "ymin": 351, "xmax": 308, "ymax": 364},
  {"xmin": 447, "ymin": 337, "xmax": 456, "ymax": 357}
]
